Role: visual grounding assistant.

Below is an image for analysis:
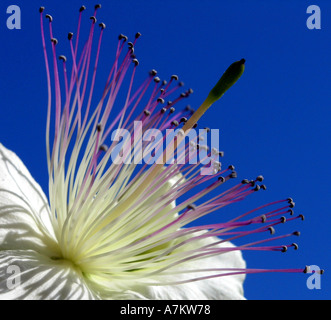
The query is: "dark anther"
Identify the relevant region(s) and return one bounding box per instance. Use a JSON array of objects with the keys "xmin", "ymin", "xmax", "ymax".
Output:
[
  {"xmin": 171, "ymin": 120, "xmax": 179, "ymax": 127},
  {"xmin": 51, "ymin": 38, "xmax": 58, "ymax": 45},
  {"xmin": 96, "ymin": 124, "xmax": 102, "ymax": 132},
  {"xmin": 154, "ymin": 77, "xmax": 161, "ymax": 83},
  {"xmin": 135, "ymin": 32, "xmax": 142, "ymax": 38},
  {"xmin": 228, "ymin": 165, "xmax": 235, "ymax": 171},
  {"xmin": 260, "ymin": 184, "xmax": 267, "ymax": 190},
  {"xmin": 99, "ymin": 23, "xmax": 106, "ymax": 29},
  {"xmin": 287, "ymin": 197, "xmax": 293, "ymax": 203},
  {"xmin": 59, "ymin": 55, "xmax": 67, "ymax": 62},
  {"xmin": 249, "ymin": 180, "xmax": 255, "ymax": 186},
  {"xmin": 280, "ymin": 216, "xmax": 286, "ymax": 223},
  {"xmin": 157, "ymin": 98, "xmax": 165, "ymax": 104},
  {"xmin": 171, "ymin": 75, "xmax": 179, "ymax": 81},
  {"xmin": 241, "ymin": 179, "xmax": 249, "ymax": 184},
  {"xmin": 254, "ymin": 185, "xmax": 260, "ymax": 192},
  {"xmin": 95, "ymin": 4, "xmax": 102, "ymax": 9},
  {"xmin": 118, "ymin": 34, "xmax": 128, "ymax": 41},
  {"xmin": 260, "ymin": 215, "xmax": 266, "ymax": 223},
  {"xmin": 179, "ymin": 81, "xmax": 184, "ymax": 87},
  {"xmin": 289, "ymin": 201, "xmax": 295, "ymax": 208},
  {"xmin": 292, "ymin": 243, "xmax": 299, "ymax": 250},
  {"xmin": 143, "ymin": 110, "xmax": 150, "ymax": 116},
  {"xmin": 193, "ymin": 123, "xmax": 198, "ymax": 129},
  {"xmin": 185, "ymin": 105, "xmax": 194, "ymax": 112},
  {"xmin": 169, "ymin": 107, "xmax": 175, "ymax": 114},
  {"xmin": 180, "ymin": 117, "xmax": 187, "ymax": 123},
  {"xmin": 288, "ymin": 209, "xmax": 294, "ymax": 215},
  {"xmin": 293, "ymin": 231, "xmax": 301, "ymax": 236},
  {"xmin": 180, "ymin": 92, "xmax": 187, "ymax": 98},
  {"xmin": 167, "ymin": 101, "xmax": 173, "ymax": 106},
  {"xmin": 79, "ymin": 6, "xmax": 86, "ymax": 12},
  {"xmin": 256, "ymin": 175, "xmax": 264, "ymax": 182},
  {"xmin": 149, "ymin": 69, "xmax": 157, "ymax": 76},
  {"xmin": 299, "ymin": 214, "xmax": 305, "ymax": 221},
  {"xmin": 99, "ymin": 144, "xmax": 108, "ymax": 152},
  {"xmin": 219, "ymin": 151, "xmax": 225, "ymax": 157},
  {"xmin": 303, "ymin": 266, "xmax": 310, "ymax": 273},
  {"xmin": 268, "ymin": 226, "xmax": 275, "ymax": 235},
  {"xmin": 218, "ymin": 176, "xmax": 225, "ymax": 182},
  {"xmin": 230, "ymin": 171, "xmax": 237, "ymax": 179},
  {"xmin": 90, "ymin": 16, "xmax": 97, "ymax": 24},
  {"xmin": 45, "ymin": 14, "xmax": 53, "ymax": 22},
  {"xmin": 281, "ymin": 246, "xmax": 288, "ymax": 253},
  {"xmin": 132, "ymin": 59, "xmax": 139, "ymax": 66},
  {"xmin": 187, "ymin": 204, "xmax": 196, "ymax": 210},
  {"xmin": 39, "ymin": 7, "xmax": 45, "ymax": 13},
  {"xmin": 320, "ymin": 270, "xmax": 325, "ymax": 275},
  {"xmin": 160, "ymin": 108, "xmax": 167, "ymax": 114},
  {"xmin": 187, "ymin": 88, "xmax": 194, "ymax": 94},
  {"xmin": 68, "ymin": 32, "xmax": 74, "ymax": 40},
  {"xmin": 204, "ymin": 127, "xmax": 210, "ymax": 132},
  {"xmin": 128, "ymin": 41, "xmax": 134, "ymax": 48}
]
